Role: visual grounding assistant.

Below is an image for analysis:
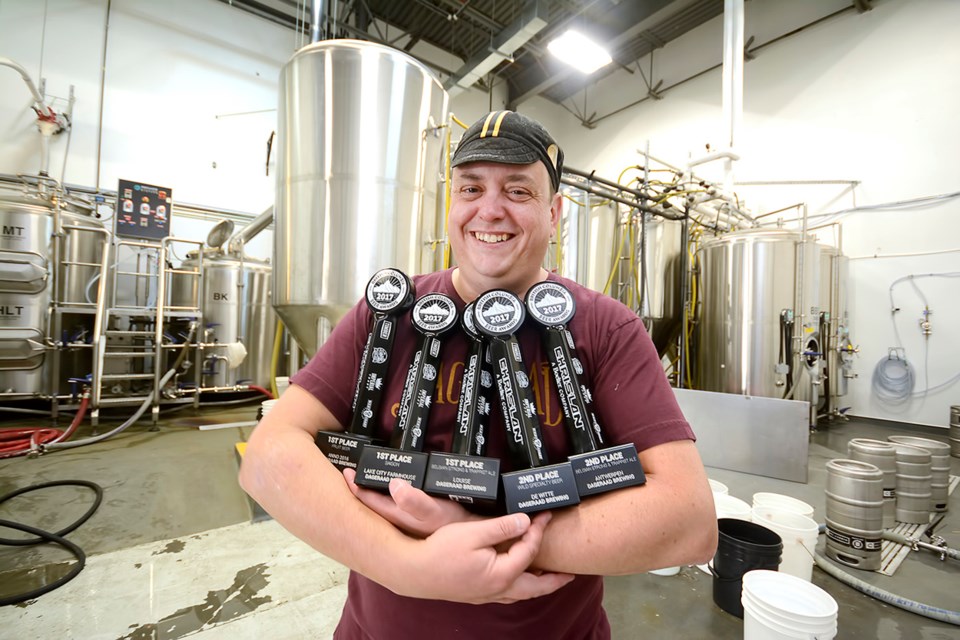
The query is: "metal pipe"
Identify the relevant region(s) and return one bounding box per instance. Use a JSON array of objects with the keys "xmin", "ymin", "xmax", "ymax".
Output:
[
  {"xmin": 559, "ymin": 176, "xmax": 685, "ymax": 221},
  {"xmin": 721, "ymin": 0, "xmax": 744, "ymax": 191},
  {"xmin": 226, "ymin": 206, "xmax": 274, "ymax": 254},
  {"xmin": 95, "ymin": 0, "xmax": 111, "ymax": 191},
  {"xmin": 0, "ymin": 57, "xmax": 53, "ymax": 117},
  {"xmin": 311, "ymin": 0, "xmax": 325, "ymax": 43}
]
